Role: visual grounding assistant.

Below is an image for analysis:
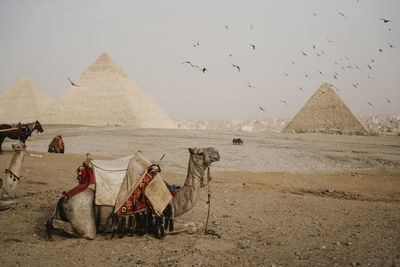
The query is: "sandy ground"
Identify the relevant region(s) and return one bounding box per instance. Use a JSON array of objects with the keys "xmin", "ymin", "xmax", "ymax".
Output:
[{"xmin": 0, "ymin": 126, "xmax": 399, "ymax": 266}]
